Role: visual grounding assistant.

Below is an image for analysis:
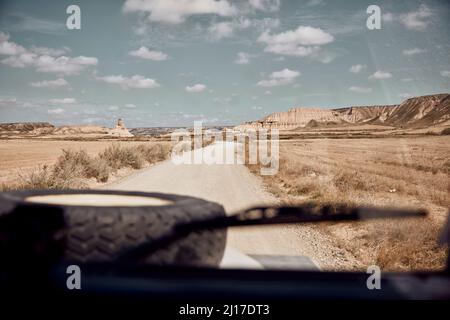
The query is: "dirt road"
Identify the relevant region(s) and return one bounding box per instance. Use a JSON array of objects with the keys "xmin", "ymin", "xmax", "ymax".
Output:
[
  {"xmin": 107, "ymin": 142, "xmax": 276, "ymax": 213},
  {"xmin": 106, "ymin": 142, "xmax": 359, "ymax": 270}
]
